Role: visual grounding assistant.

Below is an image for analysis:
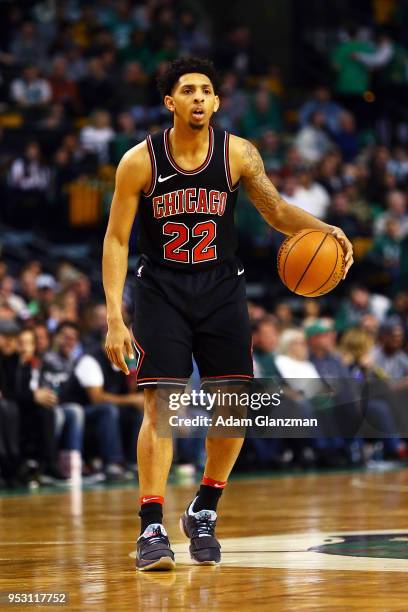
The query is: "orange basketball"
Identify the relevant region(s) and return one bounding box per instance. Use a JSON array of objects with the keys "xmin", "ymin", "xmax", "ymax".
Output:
[{"xmin": 277, "ymin": 229, "xmax": 345, "ymax": 297}]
